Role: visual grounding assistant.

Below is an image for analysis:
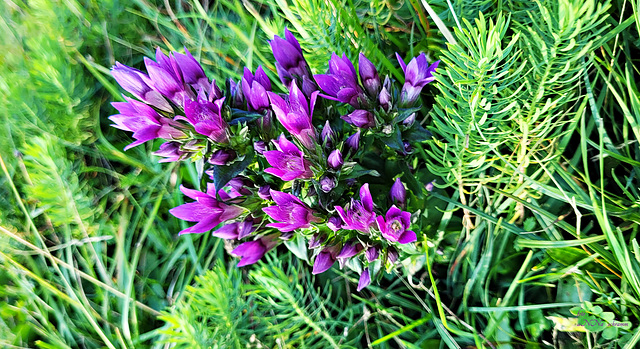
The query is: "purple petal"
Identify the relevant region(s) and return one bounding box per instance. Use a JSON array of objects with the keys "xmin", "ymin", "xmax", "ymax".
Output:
[
  {"xmin": 312, "ymin": 251, "xmax": 335, "ymax": 274},
  {"xmin": 357, "ymin": 268, "xmax": 371, "ymax": 291},
  {"xmin": 398, "ymin": 230, "xmax": 417, "ymax": 244},
  {"xmin": 360, "ymin": 184, "xmax": 374, "ymax": 213}
]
